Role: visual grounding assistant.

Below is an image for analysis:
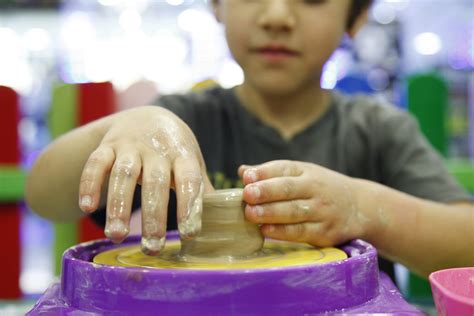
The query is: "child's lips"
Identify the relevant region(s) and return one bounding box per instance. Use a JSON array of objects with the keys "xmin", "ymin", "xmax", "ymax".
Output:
[{"xmin": 253, "ymin": 46, "xmax": 300, "ymax": 61}]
